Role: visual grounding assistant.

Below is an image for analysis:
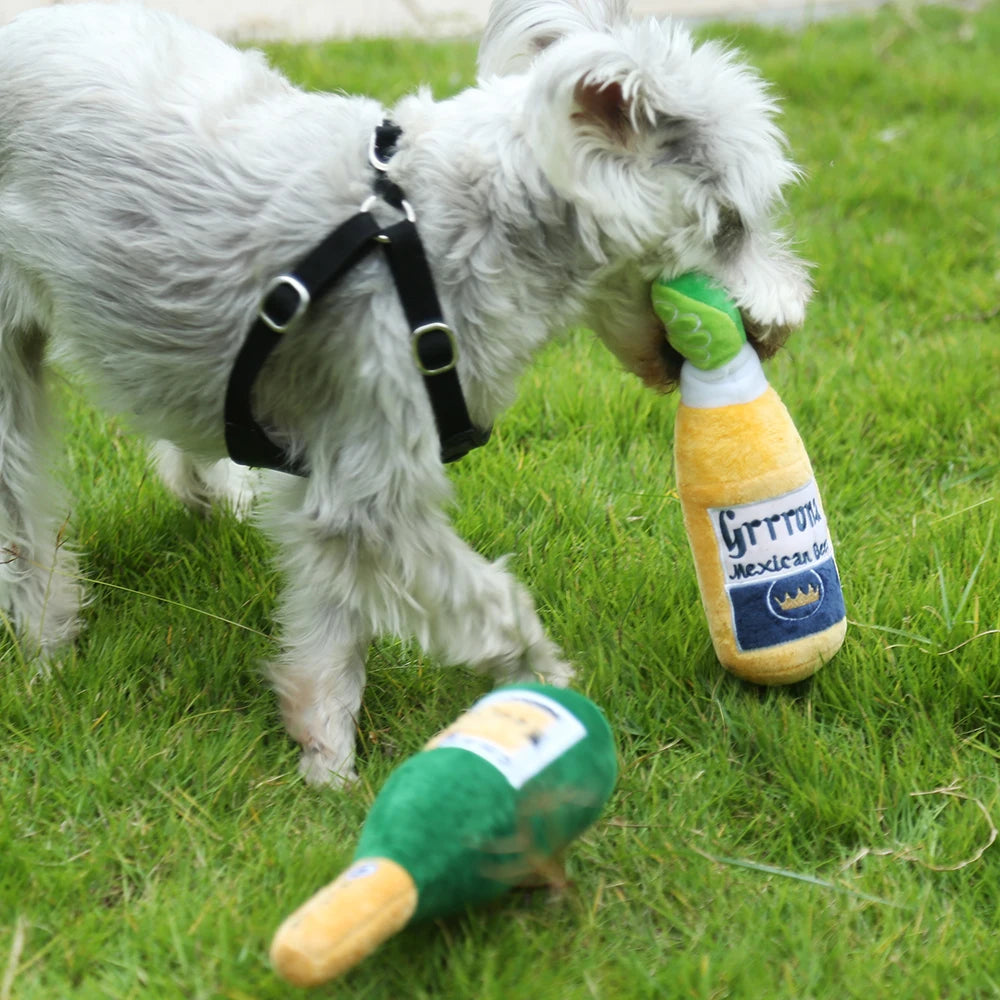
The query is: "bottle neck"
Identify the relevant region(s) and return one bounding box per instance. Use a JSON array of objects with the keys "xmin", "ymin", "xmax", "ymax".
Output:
[{"xmin": 679, "ymin": 342, "xmax": 769, "ymax": 408}]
